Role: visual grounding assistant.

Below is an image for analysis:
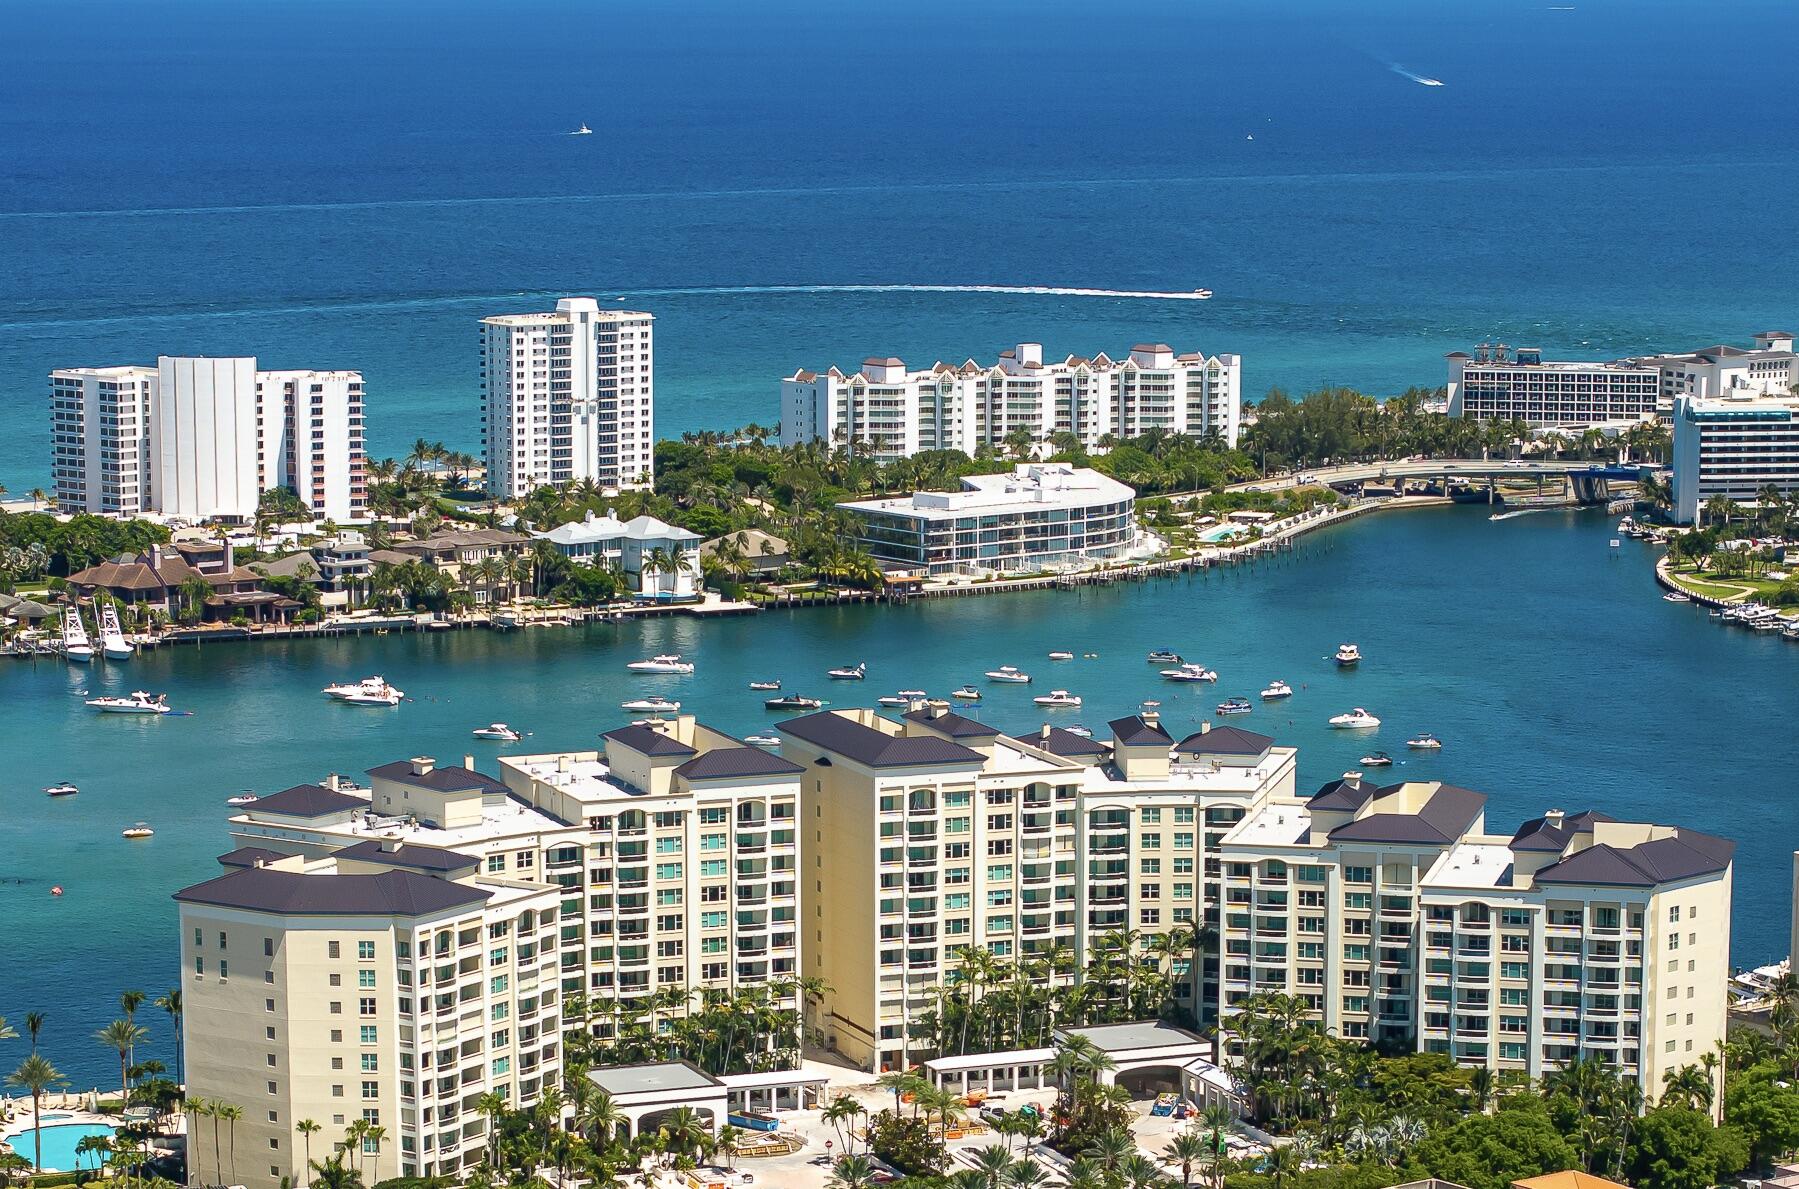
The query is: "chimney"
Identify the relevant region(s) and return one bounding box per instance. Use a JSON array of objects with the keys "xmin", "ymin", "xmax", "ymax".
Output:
[
  {"xmin": 410, "ymin": 756, "xmax": 435, "ymax": 776},
  {"xmin": 1039, "ymin": 724, "xmax": 1052, "ymax": 743},
  {"xmin": 1199, "ymin": 721, "xmax": 1212, "ymax": 734},
  {"xmin": 324, "ymin": 772, "xmax": 341, "ymax": 790},
  {"xmin": 1545, "ymin": 808, "xmax": 1565, "ymax": 829},
  {"xmin": 463, "ymin": 754, "xmax": 476, "ymax": 773},
  {"xmin": 929, "ymin": 704, "xmax": 948, "ymax": 720},
  {"xmin": 1140, "ymin": 706, "xmax": 1160, "ymax": 724},
  {"xmin": 150, "ymin": 543, "xmax": 164, "ymax": 571},
  {"xmin": 224, "ymin": 538, "xmax": 235, "ymax": 573},
  {"xmin": 381, "ymin": 839, "xmax": 401, "ymax": 854},
  {"xmin": 557, "ymin": 755, "xmax": 572, "ymax": 774}
]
